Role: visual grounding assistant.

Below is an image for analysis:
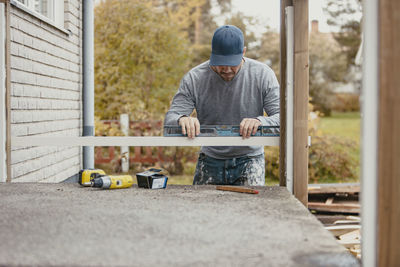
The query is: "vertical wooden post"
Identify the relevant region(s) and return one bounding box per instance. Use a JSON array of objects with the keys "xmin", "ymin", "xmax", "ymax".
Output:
[
  {"xmin": 279, "ymin": 0, "xmax": 292, "ymax": 187},
  {"xmin": 377, "ymin": 0, "xmax": 400, "ymax": 265},
  {"xmin": 120, "ymin": 114, "xmax": 129, "ymax": 173},
  {"xmin": 293, "ymin": 0, "xmax": 308, "ymax": 206}
]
